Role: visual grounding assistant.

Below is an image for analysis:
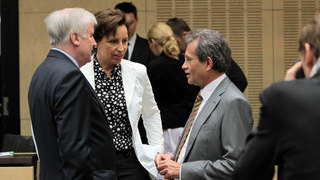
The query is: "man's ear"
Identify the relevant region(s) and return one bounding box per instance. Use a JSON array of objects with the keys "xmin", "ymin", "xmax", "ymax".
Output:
[
  {"xmin": 70, "ymin": 33, "xmax": 80, "ymax": 46},
  {"xmin": 151, "ymin": 38, "xmax": 160, "ymax": 48},
  {"xmin": 304, "ymin": 43, "xmax": 316, "ymax": 68},
  {"xmin": 150, "ymin": 38, "xmax": 155, "ymax": 46},
  {"xmin": 182, "ymin": 31, "xmax": 188, "ymax": 37},
  {"xmin": 206, "ymin": 57, "xmax": 214, "ymax": 71}
]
